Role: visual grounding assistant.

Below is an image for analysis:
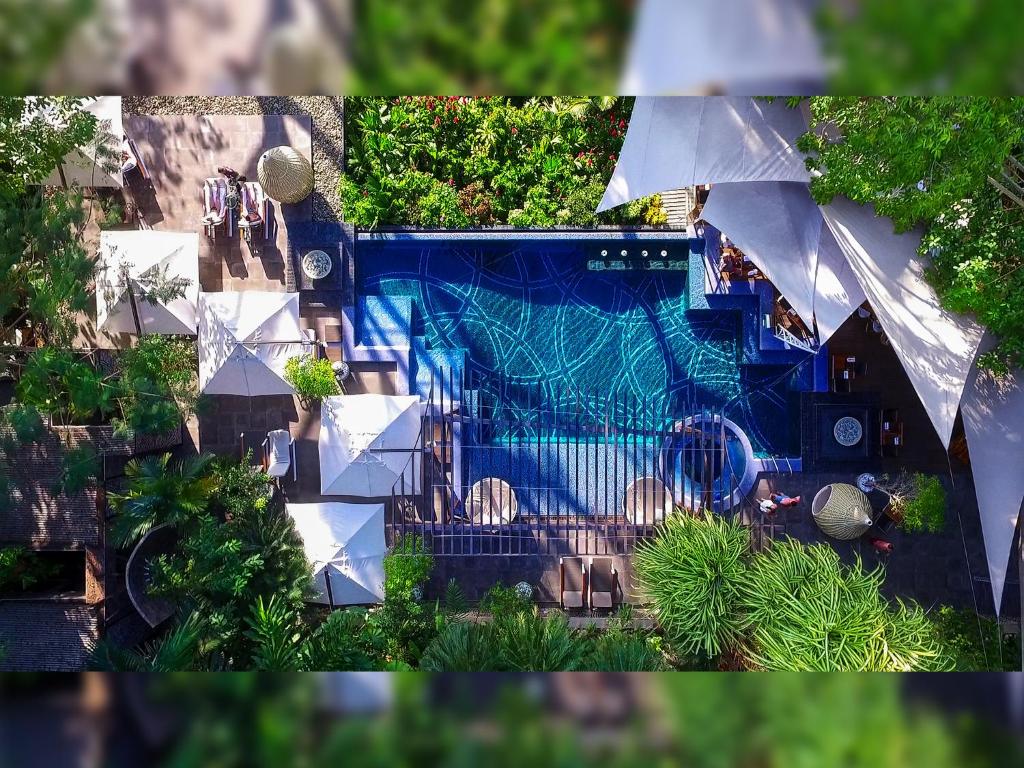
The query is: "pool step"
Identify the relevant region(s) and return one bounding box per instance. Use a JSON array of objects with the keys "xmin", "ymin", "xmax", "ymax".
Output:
[
  {"xmin": 359, "ymin": 295, "xmax": 413, "ymax": 348},
  {"xmin": 412, "ymin": 337, "xmax": 466, "ymax": 404}
]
